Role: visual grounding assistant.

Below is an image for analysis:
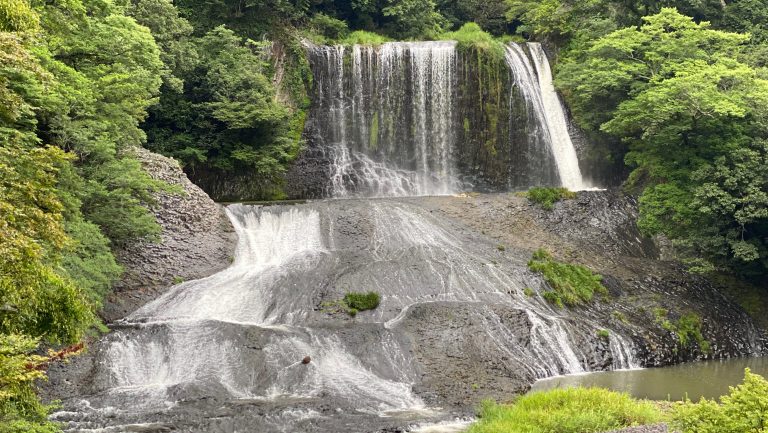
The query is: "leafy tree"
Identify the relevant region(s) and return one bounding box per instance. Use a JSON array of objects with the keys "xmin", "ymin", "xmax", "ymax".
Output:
[
  {"xmin": 0, "ymin": 141, "xmax": 94, "ymax": 344},
  {"xmin": 437, "ymin": 0, "xmax": 509, "ymax": 35},
  {"xmin": 0, "ymin": 335, "xmax": 60, "ymax": 433},
  {"xmin": 145, "ymin": 26, "xmax": 298, "ymax": 197},
  {"xmin": 32, "ymin": 0, "xmax": 167, "ymax": 246},
  {"xmin": 127, "ymin": 0, "xmax": 196, "ymax": 92},
  {"xmin": 556, "ymin": 8, "xmax": 768, "ymax": 279},
  {"xmin": 0, "ymin": 0, "xmax": 39, "ymax": 32},
  {"xmin": 381, "ymin": 0, "xmax": 445, "ymax": 39}
]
